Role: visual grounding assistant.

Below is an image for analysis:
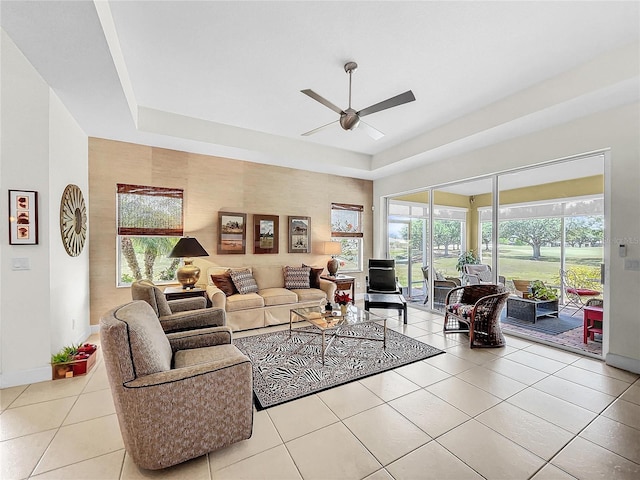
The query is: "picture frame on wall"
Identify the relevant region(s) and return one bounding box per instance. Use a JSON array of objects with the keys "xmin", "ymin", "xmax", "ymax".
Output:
[
  {"xmin": 253, "ymin": 214, "xmax": 279, "ymax": 254},
  {"xmin": 288, "ymin": 216, "xmax": 310, "ymax": 253},
  {"xmin": 218, "ymin": 212, "xmax": 247, "ymax": 254},
  {"xmin": 8, "ymin": 190, "xmax": 38, "ymax": 245}
]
